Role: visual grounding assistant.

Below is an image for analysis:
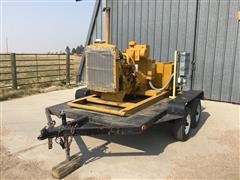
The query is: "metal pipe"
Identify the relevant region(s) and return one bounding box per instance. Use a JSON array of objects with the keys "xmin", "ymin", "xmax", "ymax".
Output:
[
  {"xmin": 103, "ymin": 7, "xmax": 110, "ymax": 44},
  {"xmin": 170, "ymin": 50, "xmax": 178, "ymax": 99}
]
